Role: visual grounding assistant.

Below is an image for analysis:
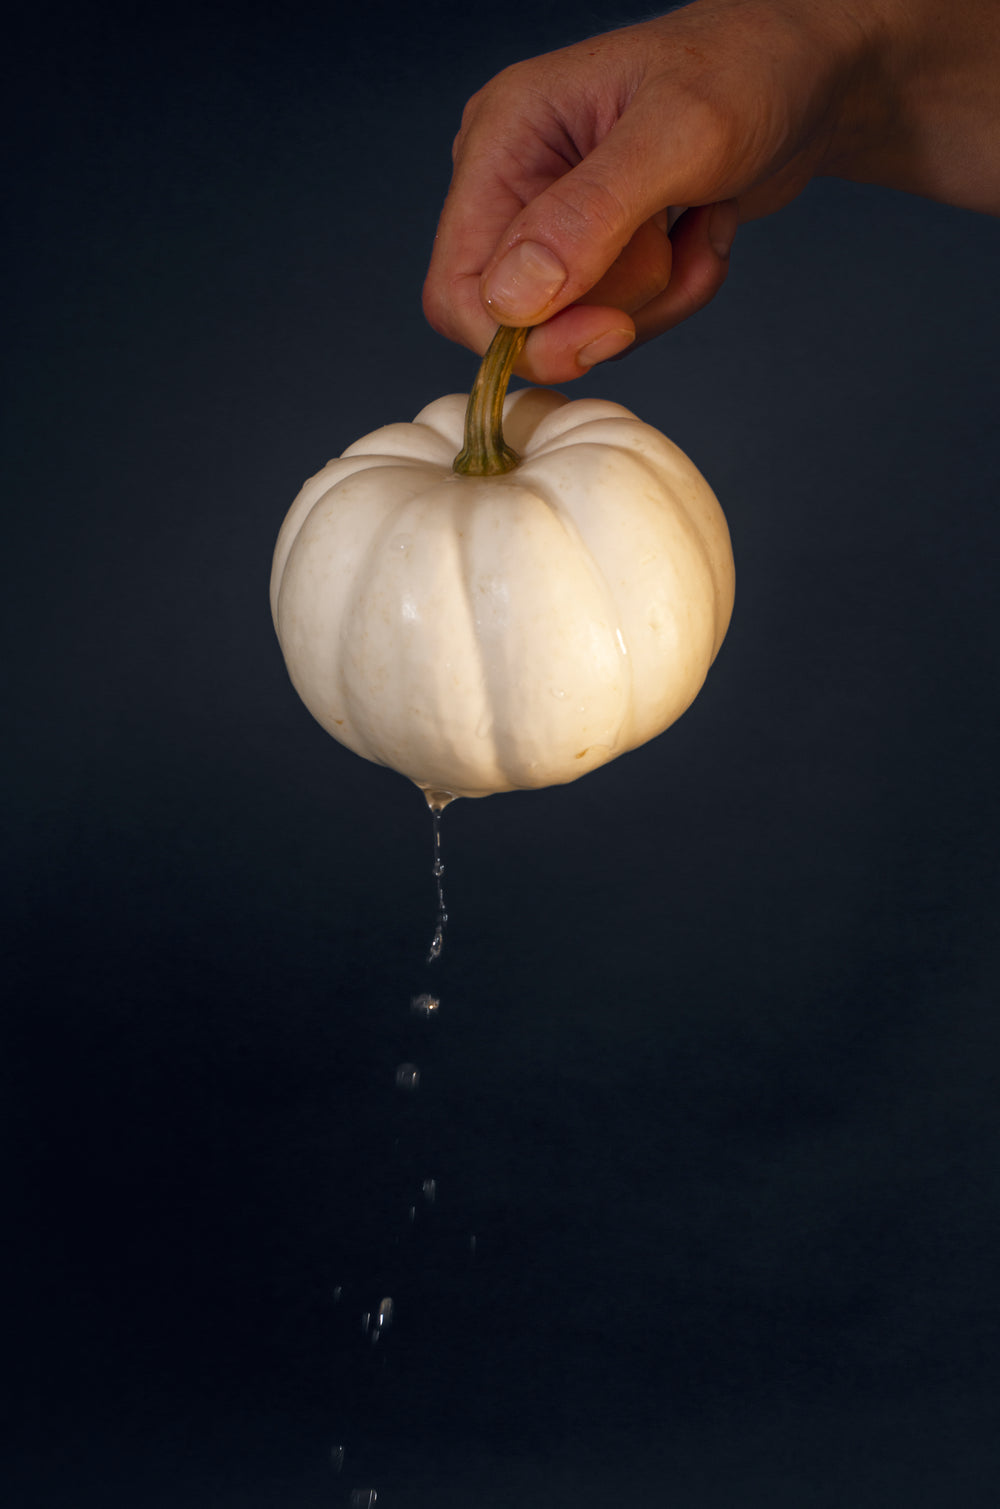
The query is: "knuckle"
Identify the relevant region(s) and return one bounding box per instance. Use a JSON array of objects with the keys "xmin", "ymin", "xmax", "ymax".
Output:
[
  {"xmin": 421, "ymin": 273, "xmax": 452, "ymax": 337},
  {"xmin": 454, "ymin": 89, "xmax": 483, "ymax": 150},
  {"xmin": 653, "ymin": 74, "xmax": 778, "ymax": 192},
  {"xmin": 452, "ymin": 57, "xmax": 543, "ymax": 162}
]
